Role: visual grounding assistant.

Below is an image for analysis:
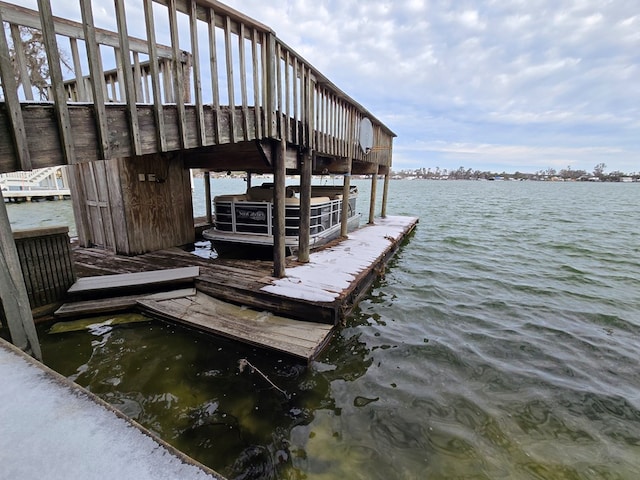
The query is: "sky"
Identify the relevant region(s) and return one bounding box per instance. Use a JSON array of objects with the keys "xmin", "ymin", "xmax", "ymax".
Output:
[
  {"xmin": 221, "ymin": 0, "xmax": 640, "ymax": 175},
  {"xmin": 8, "ymin": 0, "xmax": 640, "ymax": 174}
]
